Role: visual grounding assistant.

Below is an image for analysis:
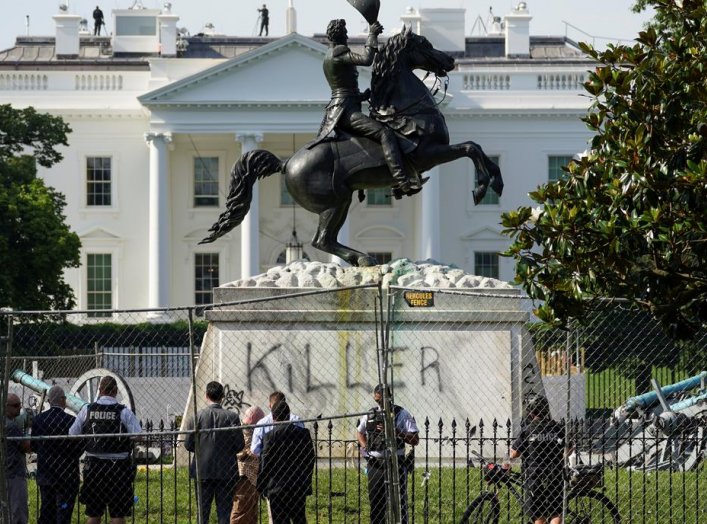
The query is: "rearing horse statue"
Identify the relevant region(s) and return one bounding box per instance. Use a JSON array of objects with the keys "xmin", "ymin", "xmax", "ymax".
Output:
[{"xmin": 201, "ymin": 27, "xmax": 503, "ymax": 266}]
